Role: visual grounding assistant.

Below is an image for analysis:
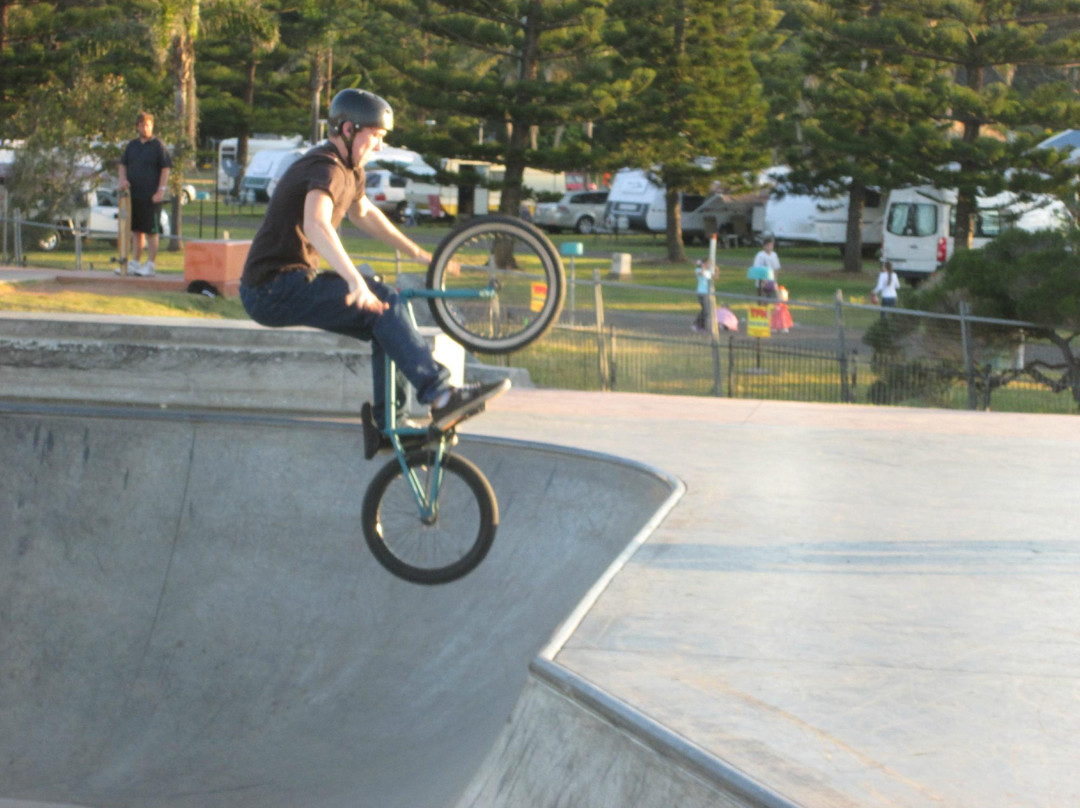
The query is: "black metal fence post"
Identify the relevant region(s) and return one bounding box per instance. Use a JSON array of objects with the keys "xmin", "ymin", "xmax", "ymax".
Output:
[
  {"xmin": 959, "ymin": 301, "xmax": 977, "ymax": 410},
  {"xmin": 835, "ymin": 289, "xmax": 851, "ymax": 403}
]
